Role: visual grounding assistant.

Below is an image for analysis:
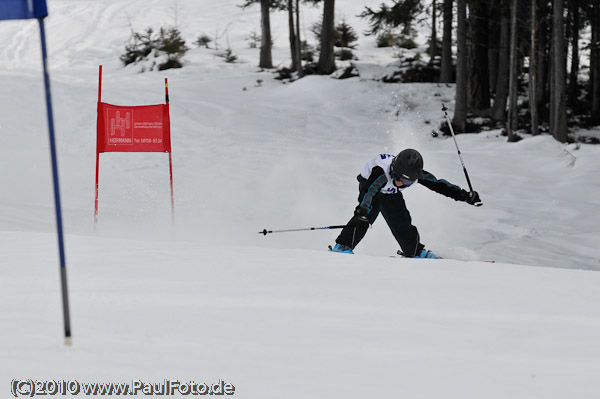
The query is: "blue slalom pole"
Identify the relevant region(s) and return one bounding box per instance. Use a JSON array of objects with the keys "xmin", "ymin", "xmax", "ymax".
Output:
[{"xmin": 38, "ymin": 17, "xmax": 72, "ymax": 345}]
